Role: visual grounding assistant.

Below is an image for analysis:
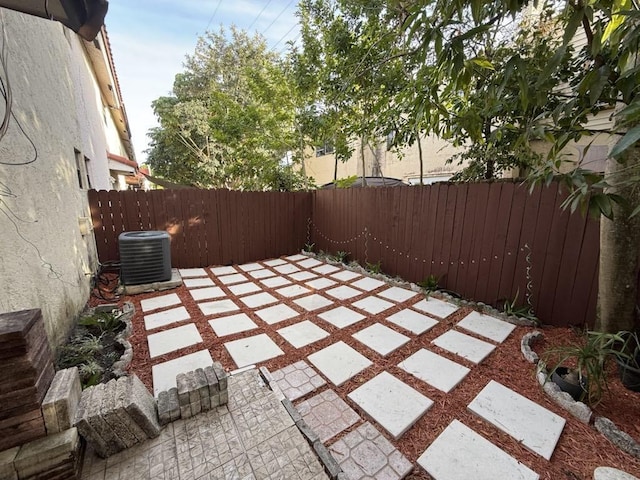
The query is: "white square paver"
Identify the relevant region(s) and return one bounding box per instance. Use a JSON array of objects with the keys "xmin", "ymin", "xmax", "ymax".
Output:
[
  {"xmin": 263, "ymin": 258, "xmax": 287, "ymax": 267},
  {"xmin": 378, "ymin": 286, "xmax": 419, "ymax": 303},
  {"xmin": 144, "ymin": 306, "xmax": 190, "ymax": 330},
  {"xmin": 239, "ymin": 262, "xmax": 262, "ymax": 272},
  {"xmin": 147, "ymin": 323, "xmax": 202, "ymax": 358},
  {"xmin": 218, "ymin": 273, "xmax": 248, "ymax": 285},
  {"xmin": 308, "ymin": 341, "xmax": 372, "ymax": 386},
  {"xmin": 276, "ymin": 284, "xmax": 311, "ymax": 298},
  {"xmin": 249, "ymin": 269, "xmax": 277, "ymax": 279},
  {"xmin": 189, "ymin": 286, "xmax": 226, "ymax": 301},
  {"xmin": 277, "ymin": 320, "xmax": 329, "ymax": 348},
  {"xmin": 399, "ymin": 349, "xmax": 470, "ymax": 393},
  {"xmin": 352, "ymin": 323, "xmax": 410, "ymax": 356},
  {"xmin": 318, "ymin": 306, "xmax": 366, "ymax": 329},
  {"xmin": 228, "ymin": 282, "xmax": 262, "ymax": 296},
  {"xmin": 255, "ymin": 304, "xmax": 299, "ymax": 325},
  {"xmin": 457, "ymin": 311, "xmax": 516, "ymax": 343},
  {"xmin": 306, "ymin": 278, "xmax": 337, "ymax": 290},
  {"xmin": 352, "ymin": 296, "xmax": 395, "ymax": 315},
  {"xmin": 140, "ymin": 293, "xmax": 182, "ymax": 312},
  {"xmin": 224, "ymin": 333, "xmax": 284, "ymax": 368},
  {"xmin": 260, "ymin": 276, "xmax": 292, "ymax": 288},
  {"xmin": 240, "ymin": 292, "xmax": 278, "ymax": 308},
  {"xmin": 294, "ymin": 294, "xmax": 334, "ymax": 312},
  {"xmin": 348, "ymin": 371, "xmax": 433, "ymax": 439},
  {"xmin": 351, "ymin": 277, "xmax": 386, "ymax": 291},
  {"xmin": 209, "ymin": 313, "xmax": 258, "ymax": 337},
  {"xmin": 432, "ymin": 330, "xmax": 496, "ymax": 364},
  {"xmin": 275, "ymin": 264, "xmax": 300, "ymax": 274},
  {"xmin": 298, "ymin": 258, "xmax": 323, "ymax": 269},
  {"xmin": 183, "ymin": 277, "xmax": 215, "ymax": 288},
  {"xmin": 198, "ymin": 299, "xmax": 240, "ymax": 316},
  {"xmin": 417, "ymin": 420, "xmax": 539, "ymax": 480},
  {"xmin": 413, "ymin": 297, "xmax": 459, "ymax": 318},
  {"xmin": 151, "ymin": 349, "xmax": 213, "ymax": 396},
  {"xmin": 330, "ymin": 270, "xmax": 361, "ymax": 282},
  {"xmin": 313, "ymin": 264, "xmax": 341, "ymax": 275},
  {"xmin": 210, "ymin": 266, "xmax": 237, "ymax": 276},
  {"xmin": 178, "ymin": 268, "xmax": 207, "ymax": 278},
  {"xmin": 286, "ymin": 254, "xmax": 307, "ymax": 261},
  {"xmin": 288, "ymin": 271, "xmax": 318, "ymax": 282},
  {"xmin": 386, "ymin": 309, "xmax": 438, "ymax": 335},
  {"xmin": 468, "ymin": 380, "xmax": 566, "ymax": 460},
  {"xmin": 326, "ymin": 285, "xmax": 362, "ymax": 300}
]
